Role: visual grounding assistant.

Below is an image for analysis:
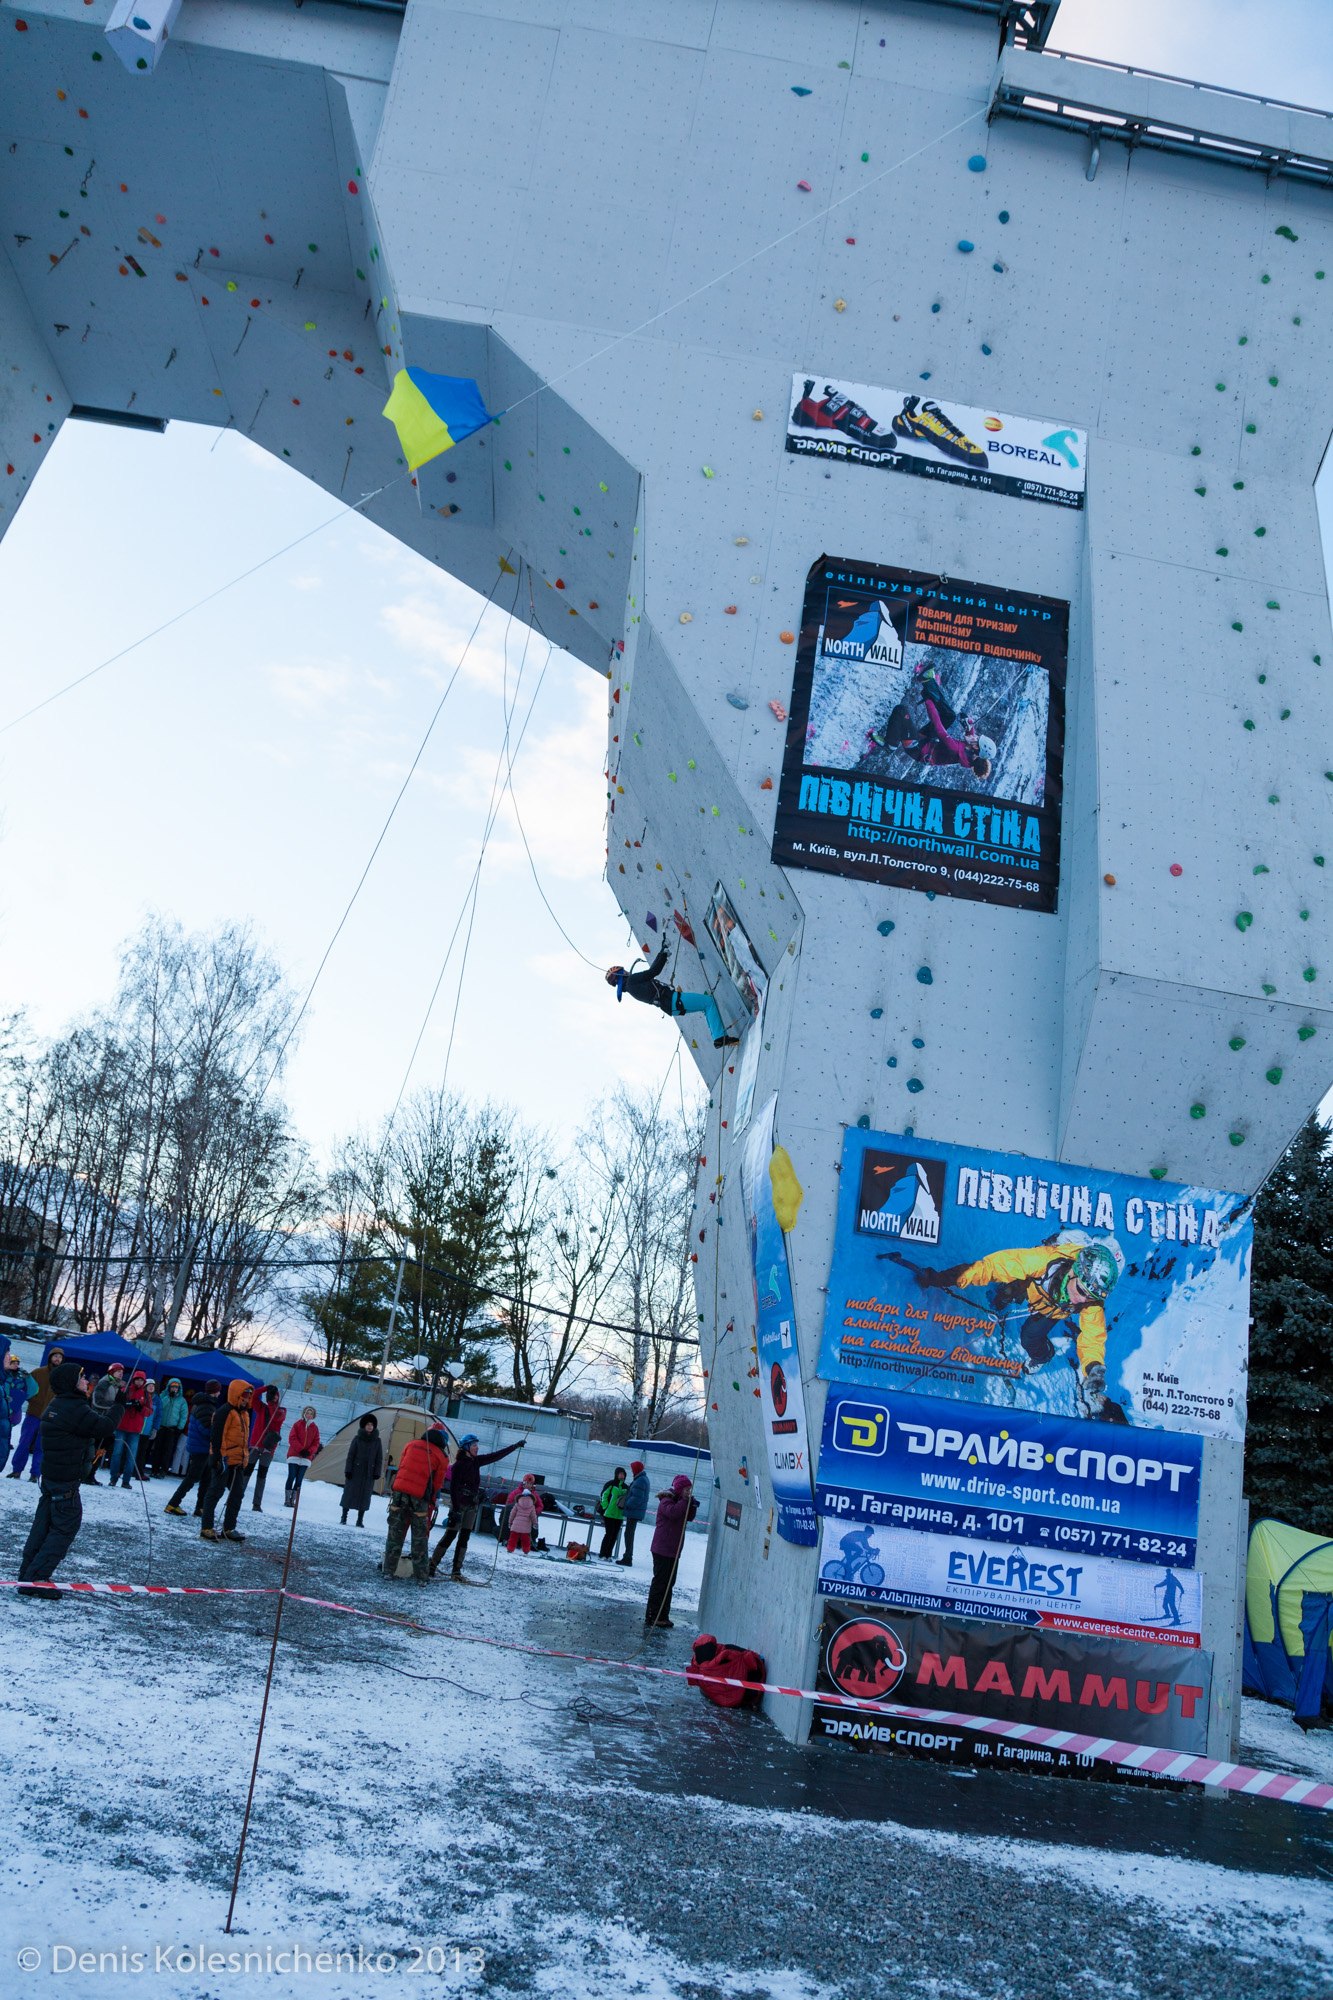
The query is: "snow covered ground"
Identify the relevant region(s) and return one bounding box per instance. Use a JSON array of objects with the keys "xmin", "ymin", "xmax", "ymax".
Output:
[{"xmin": 1, "ymin": 1473, "xmax": 1329, "ymax": 2000}]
